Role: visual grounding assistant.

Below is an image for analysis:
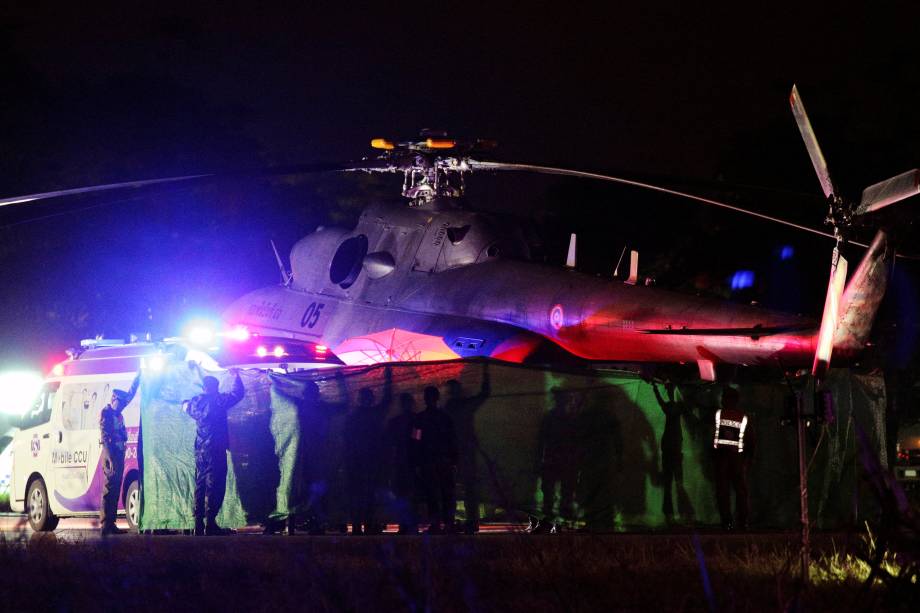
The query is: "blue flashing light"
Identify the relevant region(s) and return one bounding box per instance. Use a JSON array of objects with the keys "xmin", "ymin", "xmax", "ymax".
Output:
[
  {"xmin": 144, "ymin": 354, "xmax": 166, "ymax": 372},
  {"xmin": 183, "ymin": 318, "xmax": 219, "ymax": 348},
  {"xmin": 780, "ymin": 245, "xmax": 794, "ymax": 261},
  {"xmin": 731, "ymin": 270, "xmax": 755, "ymax": 291}
]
